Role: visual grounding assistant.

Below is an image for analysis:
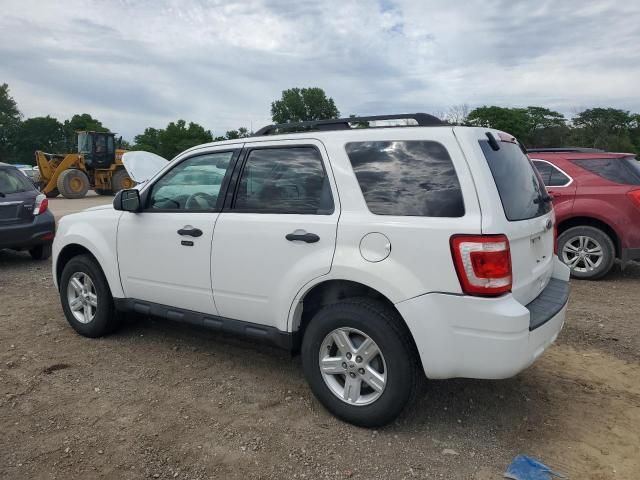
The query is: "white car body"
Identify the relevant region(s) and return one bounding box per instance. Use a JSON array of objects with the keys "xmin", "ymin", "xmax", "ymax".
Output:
[{"xmin": 53, "ymin": 124, "xmax": 569, "ymax": 381}]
